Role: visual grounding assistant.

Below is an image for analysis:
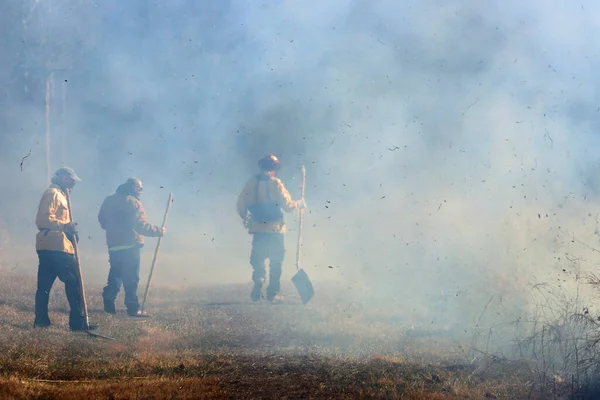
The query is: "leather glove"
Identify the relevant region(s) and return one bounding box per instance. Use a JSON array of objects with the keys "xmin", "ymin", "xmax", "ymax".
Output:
[
  {"xmin": 296, "ymin": 199, "xmax": 307, "ymax": 210},
  {"xmin": 241, "ymin": 212, "xmax": 250, "ymax": 229},
  {"xmin": 64, "ymin": 223, "xmax": 79, "ymax": 244},
  {"xmin": 64, "ymin": 222, "xmax": 78, "ymax": 235}
]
